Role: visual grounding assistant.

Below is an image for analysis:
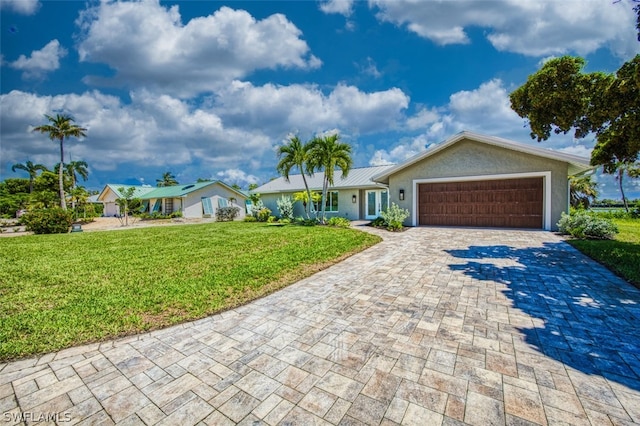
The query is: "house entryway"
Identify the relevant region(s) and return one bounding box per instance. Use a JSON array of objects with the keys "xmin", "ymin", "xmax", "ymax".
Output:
[{"xmin": 365, "ymin": 189, "xmax": 388, "ymax": 219}]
